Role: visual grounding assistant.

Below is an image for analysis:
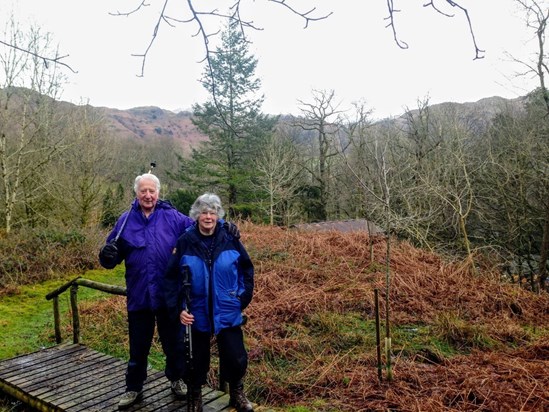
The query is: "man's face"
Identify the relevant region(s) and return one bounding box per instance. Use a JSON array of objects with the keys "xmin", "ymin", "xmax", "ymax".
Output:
[{"xmin": 137, "ymin": 178, "xmax": 158, "ymax": 215}]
